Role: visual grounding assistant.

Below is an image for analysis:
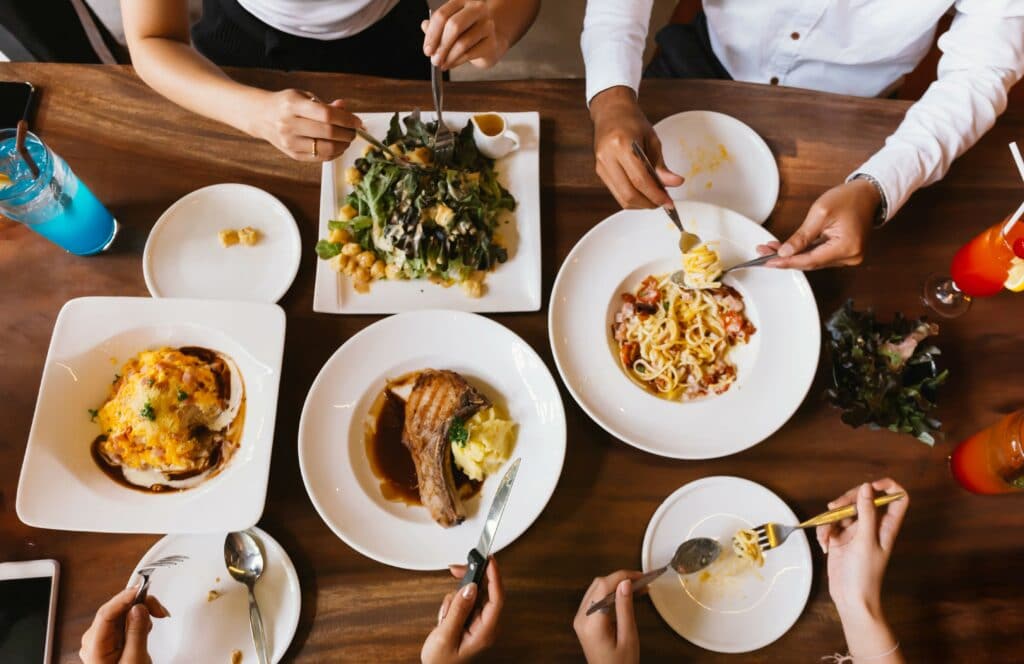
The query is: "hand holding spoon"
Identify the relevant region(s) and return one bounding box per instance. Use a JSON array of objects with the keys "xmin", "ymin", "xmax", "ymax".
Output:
[
  {"xmin": 225, "ymin": 531, "xmax": 271, "ymax": 664},
  {"xmin": 586, "ymin": 537, "xmax": 721, "ymax": 615},
  {"xmin": 630, "ymin": 140, "xmax": 699, "ymax": 253}
]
